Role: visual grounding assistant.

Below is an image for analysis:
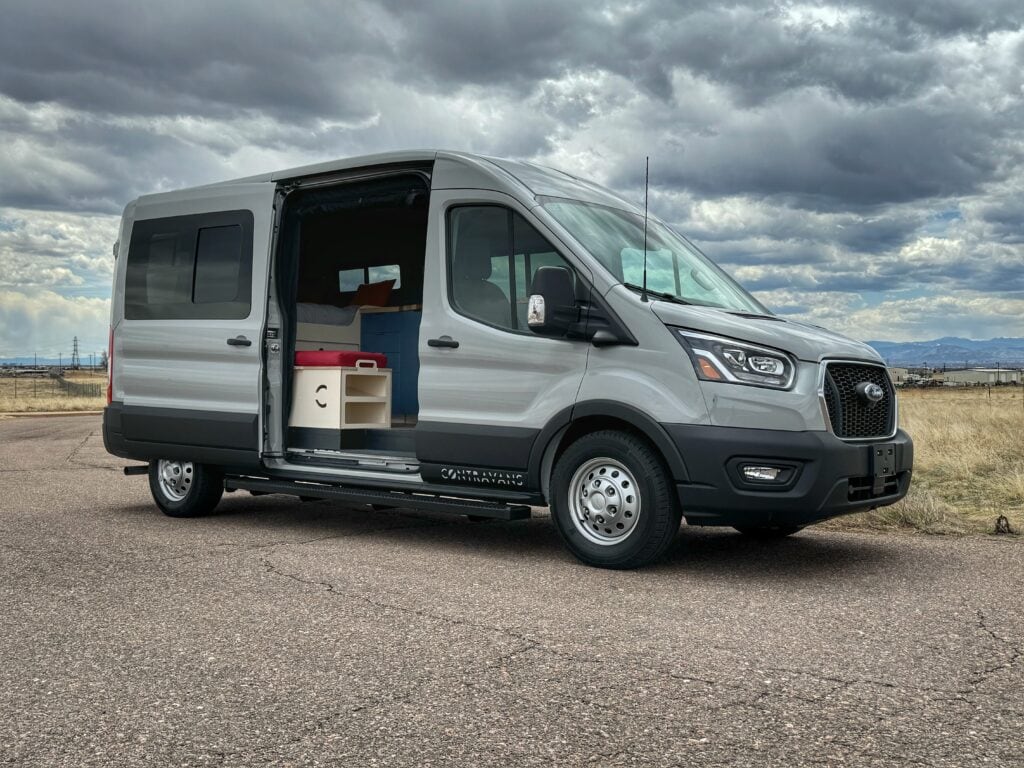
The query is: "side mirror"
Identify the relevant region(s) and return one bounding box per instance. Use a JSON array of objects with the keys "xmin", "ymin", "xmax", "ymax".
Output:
[{"xmin": 528, "ymin": 266, "xmax": 576, "ymax": 336}]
